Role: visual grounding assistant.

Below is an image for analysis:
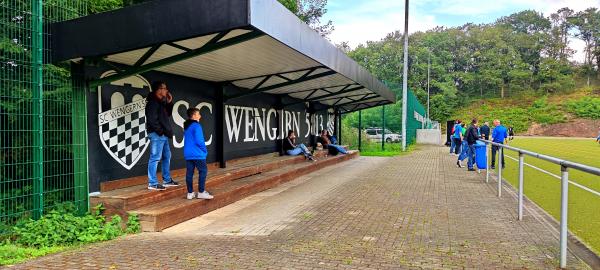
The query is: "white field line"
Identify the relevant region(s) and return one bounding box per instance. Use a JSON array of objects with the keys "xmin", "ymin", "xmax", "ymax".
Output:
[{"xmin": 505, "ymin": 155, "xmax": 600, "ymax": 197}]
